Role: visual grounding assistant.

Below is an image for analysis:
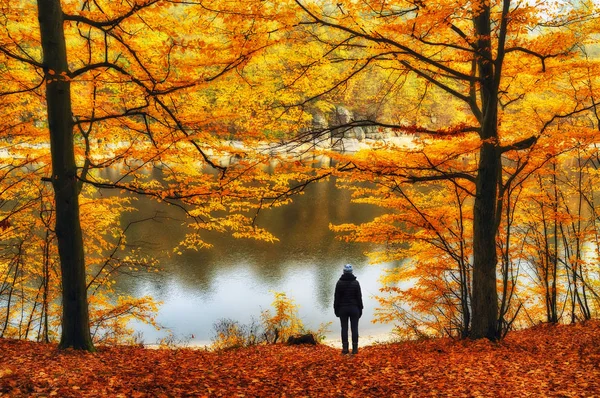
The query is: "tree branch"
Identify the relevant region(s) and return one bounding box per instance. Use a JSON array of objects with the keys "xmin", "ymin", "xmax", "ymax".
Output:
[
  {"xmin": 295, "ymin": 0, "xmax": 477, "ymax": 83},
  {"xmin": 403, "ymin": 172, "xmax": 476, "ymax": 184},
  {"xmin": 63, "ymin": 1, "xmax": 161, "ymax": 29},
  {"xmin": 0, "ymin": 46, "xmax": 44, "ymax": 69},
  {"xmin": 504, "ymin": 46, "xmax": 570, "ymax": 72},
  {"xmin": 400, "ymin": 60, "xmax": 473, "ymax": 105},
  {"xmin": 498, "ymin": 136, "xmax": 537, "ymax": 153}
]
